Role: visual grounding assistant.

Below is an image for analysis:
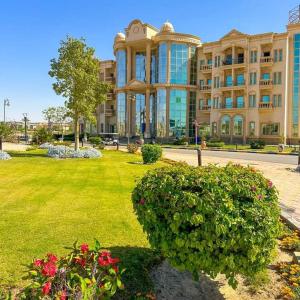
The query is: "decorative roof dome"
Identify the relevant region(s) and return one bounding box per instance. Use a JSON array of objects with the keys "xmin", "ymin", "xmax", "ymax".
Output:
[
  {"xmin": 160, "ymin": 21, "xmax": 174, "ymax": 33},
  {"xmin": 114, "ymin": 32, "xmax": 125, "ymax": 43}
]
